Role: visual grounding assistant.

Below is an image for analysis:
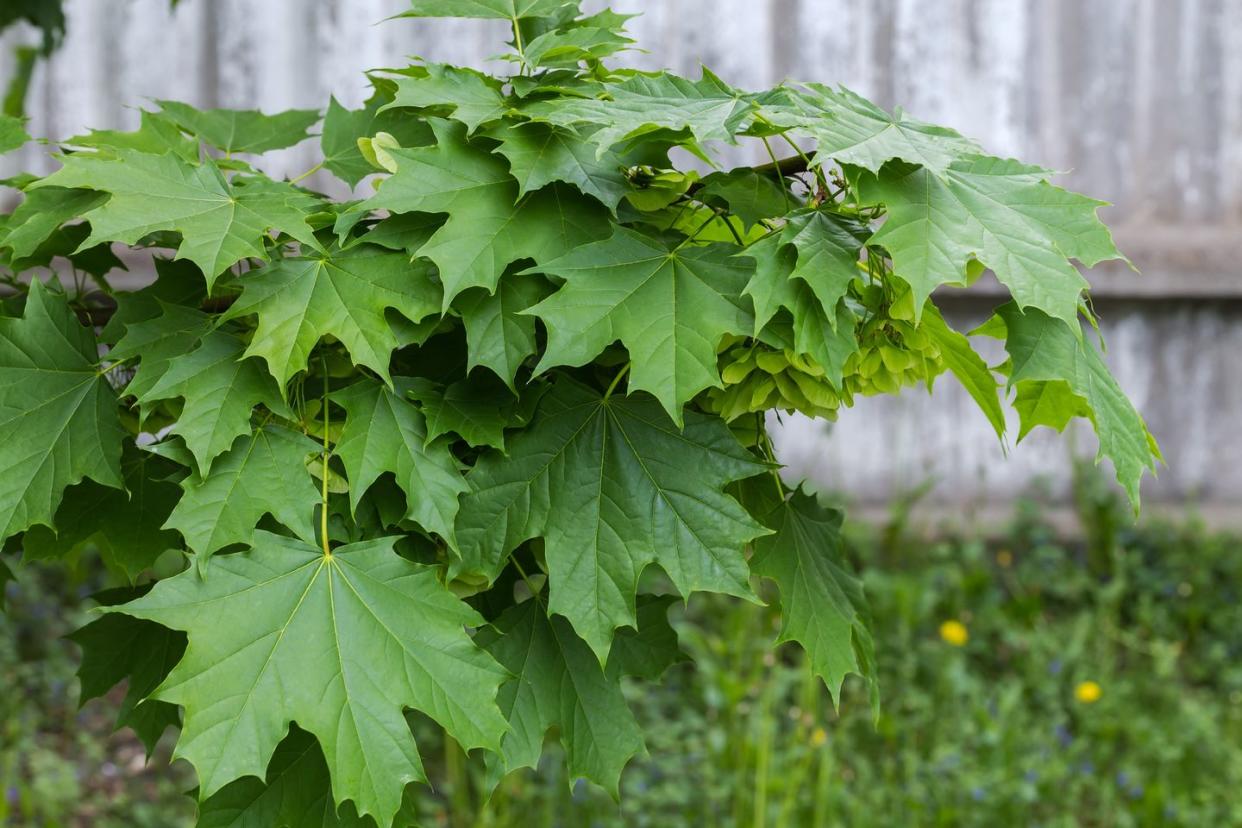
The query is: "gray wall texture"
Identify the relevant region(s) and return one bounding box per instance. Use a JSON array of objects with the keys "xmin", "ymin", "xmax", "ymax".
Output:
[{"xmin": 1, "ymin": 0, "xmax": 1238, "ymax": 524}]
